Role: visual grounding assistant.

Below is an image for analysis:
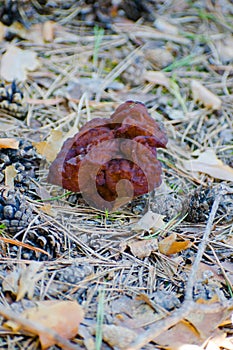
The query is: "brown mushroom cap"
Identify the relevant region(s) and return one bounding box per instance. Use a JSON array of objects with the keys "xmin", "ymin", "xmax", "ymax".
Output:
[{"xmin": 48, "ymin": 101, "xmax": 167, "ymax": 210}]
